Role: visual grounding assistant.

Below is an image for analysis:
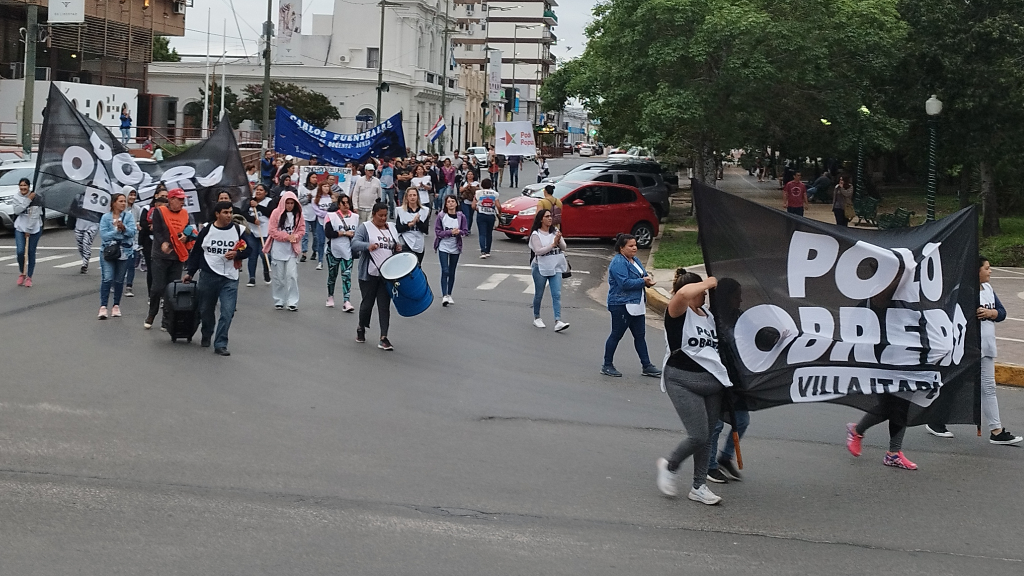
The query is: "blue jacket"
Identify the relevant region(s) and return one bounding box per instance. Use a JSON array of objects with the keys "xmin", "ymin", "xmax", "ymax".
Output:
[
  {"xmin": 100, "ymin": 211, "xmax": 137, "ymax": 259},
  {"xmin": 607, "ymin": 253, "xmax": 648, "ymax": 307}
]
